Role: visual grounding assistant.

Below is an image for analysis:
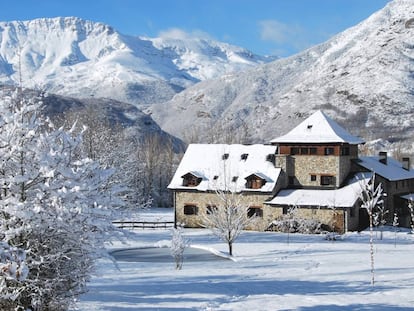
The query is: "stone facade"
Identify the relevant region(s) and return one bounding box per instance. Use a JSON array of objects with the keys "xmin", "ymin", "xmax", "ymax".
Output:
[
  {"xmin": 276, "ymin": 144, "xmax": 358, "ymax": 188},
  {"xmin": 266, "ymin": 205, "xmax": 360, "ymax": 233},
  {"xmin": 174, "ymin": 190, "xmax": 361, "ymax": 233},
  {"xmin": 175, "ymin": 191, "xmax": 276, "ymax": 230}
]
